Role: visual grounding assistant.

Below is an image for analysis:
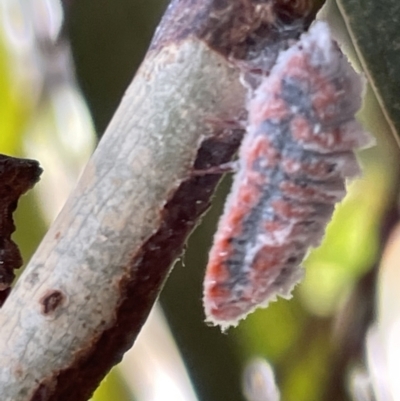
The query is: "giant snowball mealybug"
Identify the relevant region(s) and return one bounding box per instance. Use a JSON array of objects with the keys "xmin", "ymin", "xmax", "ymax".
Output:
[{"xmin": 203, "ymin": 21, "xmax": 372, "ymax": 330}]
